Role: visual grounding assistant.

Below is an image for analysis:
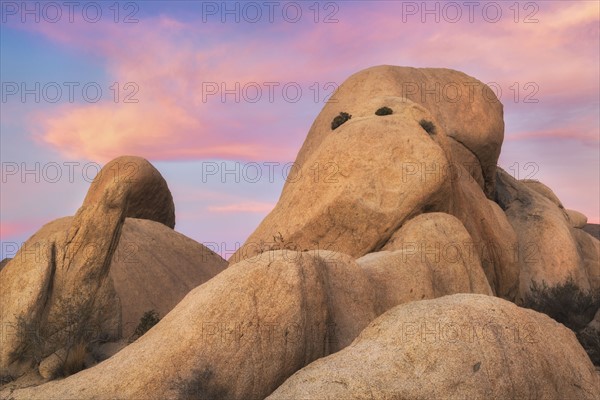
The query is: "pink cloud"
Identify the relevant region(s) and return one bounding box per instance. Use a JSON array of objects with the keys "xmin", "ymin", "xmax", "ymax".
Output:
[
  {"xmin": 9, "ymin": 1, "xmax": 599, "ymax": 164},
  {"xmin": 207, "ymin": 202, "xmax": 275, "ymax": 214}
]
